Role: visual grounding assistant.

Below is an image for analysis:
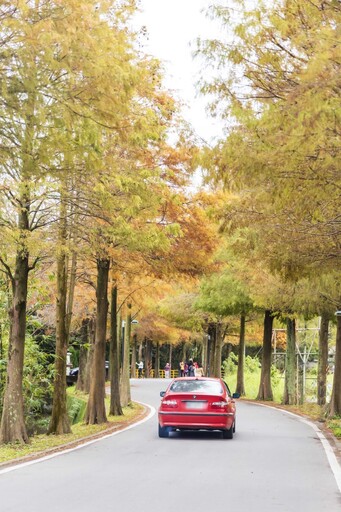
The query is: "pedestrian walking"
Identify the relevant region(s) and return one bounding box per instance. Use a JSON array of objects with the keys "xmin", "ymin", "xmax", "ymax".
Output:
[
  {"xmin": 164, "ymin": 362, "xmax": 171, "ymax": 378},
  {"xmin": 188, "ymin": 359, "xmax": 195, "ymax": 377},
  {"xmin": 137, "ymin": 360, "xmax": 144, "ymax": 378}
]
